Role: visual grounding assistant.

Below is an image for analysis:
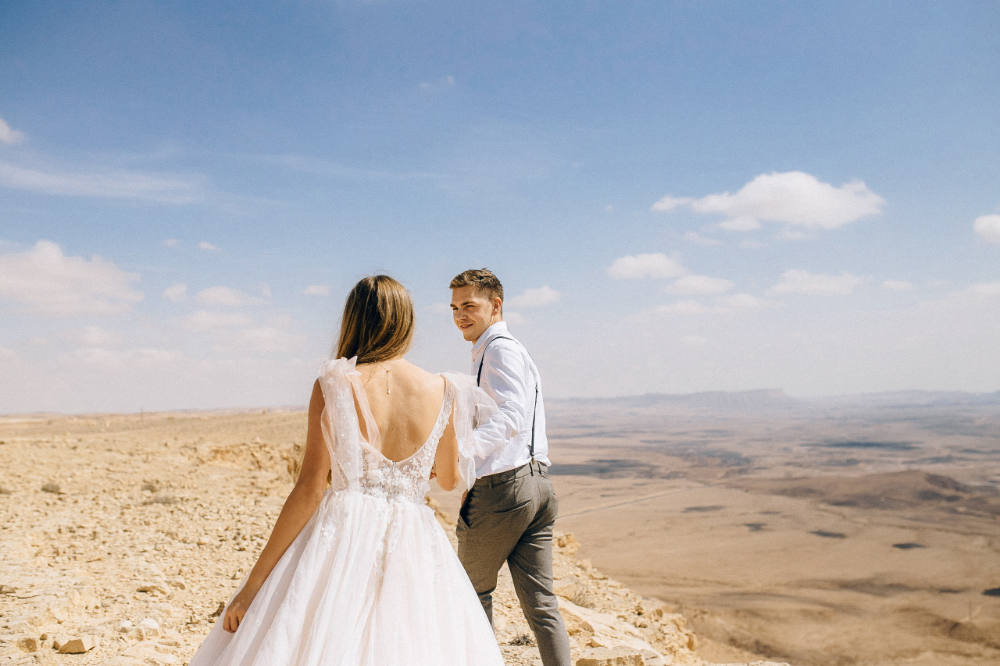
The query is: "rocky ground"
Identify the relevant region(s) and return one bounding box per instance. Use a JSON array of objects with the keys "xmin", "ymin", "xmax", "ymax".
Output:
[{"xmin": 0, "ymin": 410, "xmax": 785, "ymax": 666}]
